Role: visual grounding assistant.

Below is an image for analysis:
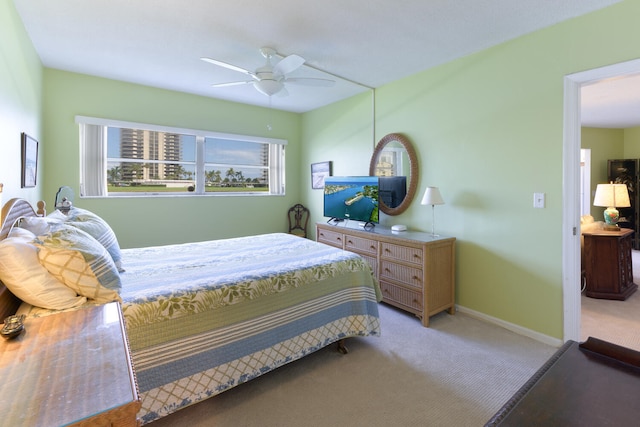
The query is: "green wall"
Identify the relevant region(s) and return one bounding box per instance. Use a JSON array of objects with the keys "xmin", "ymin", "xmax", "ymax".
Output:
[
  {"xmin": 302, "ymin": 1, "xmax": 640, "ymax": 339},
  {"xmin": 41, "ymin": 70, "xmax": 302, "ymax": 248},
  {"xmin": 623, "ymin": 127, "xmax": 640, "ymax": 158},
  {"xmin": 0, "ymin": 0, "xmax": 44, "ymax": 206}
]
